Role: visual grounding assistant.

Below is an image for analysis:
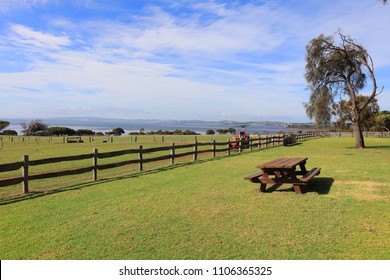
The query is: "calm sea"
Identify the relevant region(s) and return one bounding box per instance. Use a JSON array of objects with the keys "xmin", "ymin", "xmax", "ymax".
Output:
[{"xmin": 6, "ymin": 122, "xmax": 290, "ymax": 135}]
